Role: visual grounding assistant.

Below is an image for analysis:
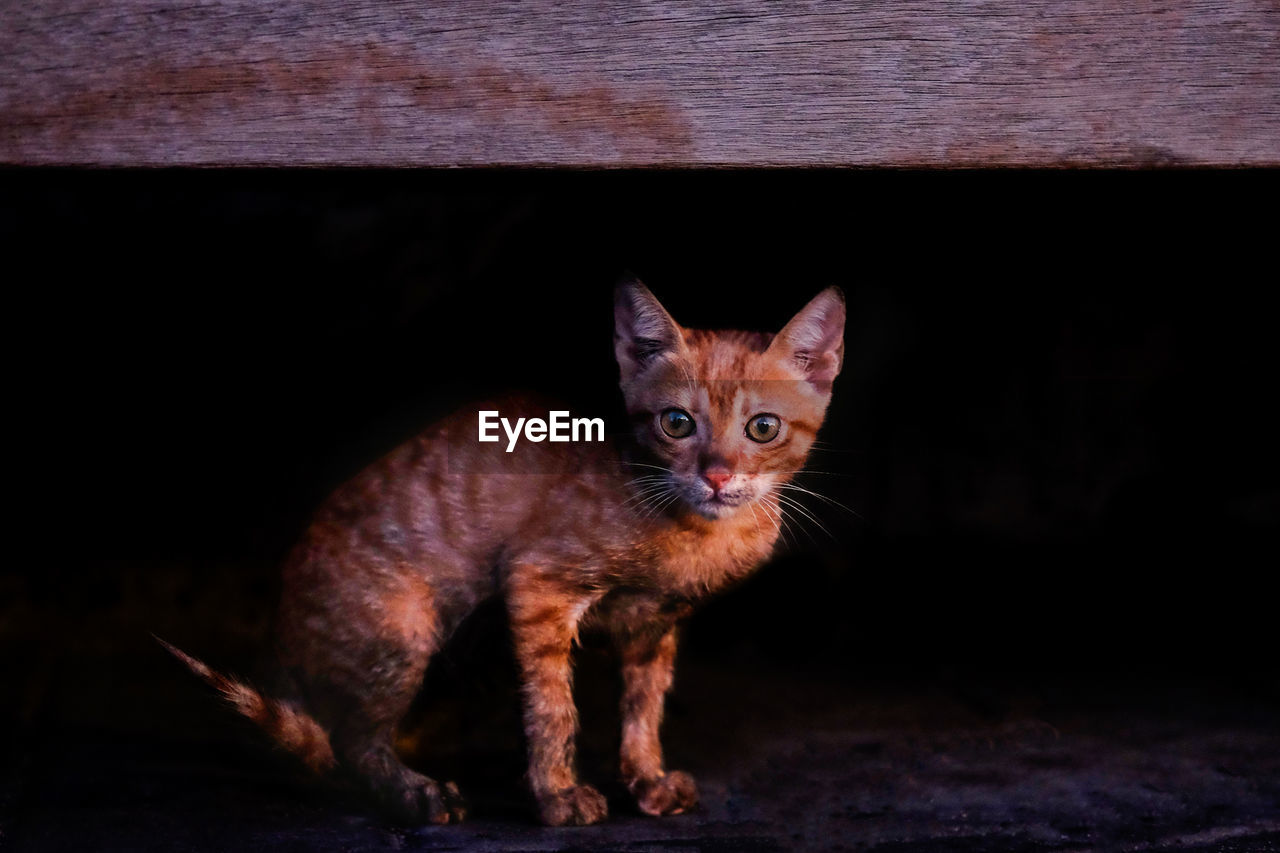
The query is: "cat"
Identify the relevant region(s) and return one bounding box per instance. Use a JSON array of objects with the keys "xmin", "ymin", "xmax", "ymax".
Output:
[{"xmin": 160, "ymin": 276, "xmax": 845, "ymax": 826}]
